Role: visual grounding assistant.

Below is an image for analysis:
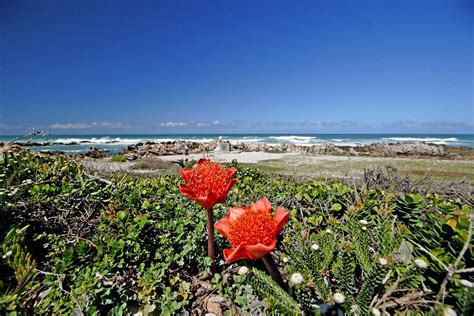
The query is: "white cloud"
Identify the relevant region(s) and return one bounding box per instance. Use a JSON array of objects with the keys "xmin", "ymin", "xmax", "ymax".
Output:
[
  {"xmin": 159, "ymin": 121, "xmax": 188, "ymax": 127},
  {"xmin": 50, "ymin": 123, "xmax": 93, "ymax": 129},
  {"xmin": 194, "ymin": 120, "xmax": 222, "ymax": 128},
  {"xmin": 158, "ymin": 120, "xmax": 222, "ymax": 128},
  {"xmin": 49, "ymin": 122, "xmax": 132, "ymax": 129}
]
